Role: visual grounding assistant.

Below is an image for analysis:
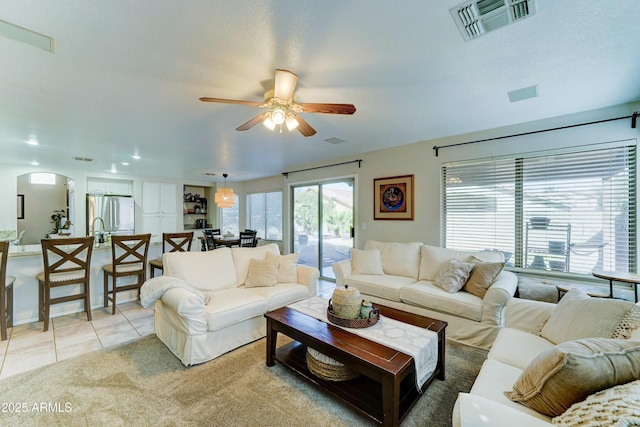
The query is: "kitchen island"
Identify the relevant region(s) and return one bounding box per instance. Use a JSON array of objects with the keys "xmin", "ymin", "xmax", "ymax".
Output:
[{"xmin": 6, "ymin": 242, "xmax": 161, "ymax": 326}]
